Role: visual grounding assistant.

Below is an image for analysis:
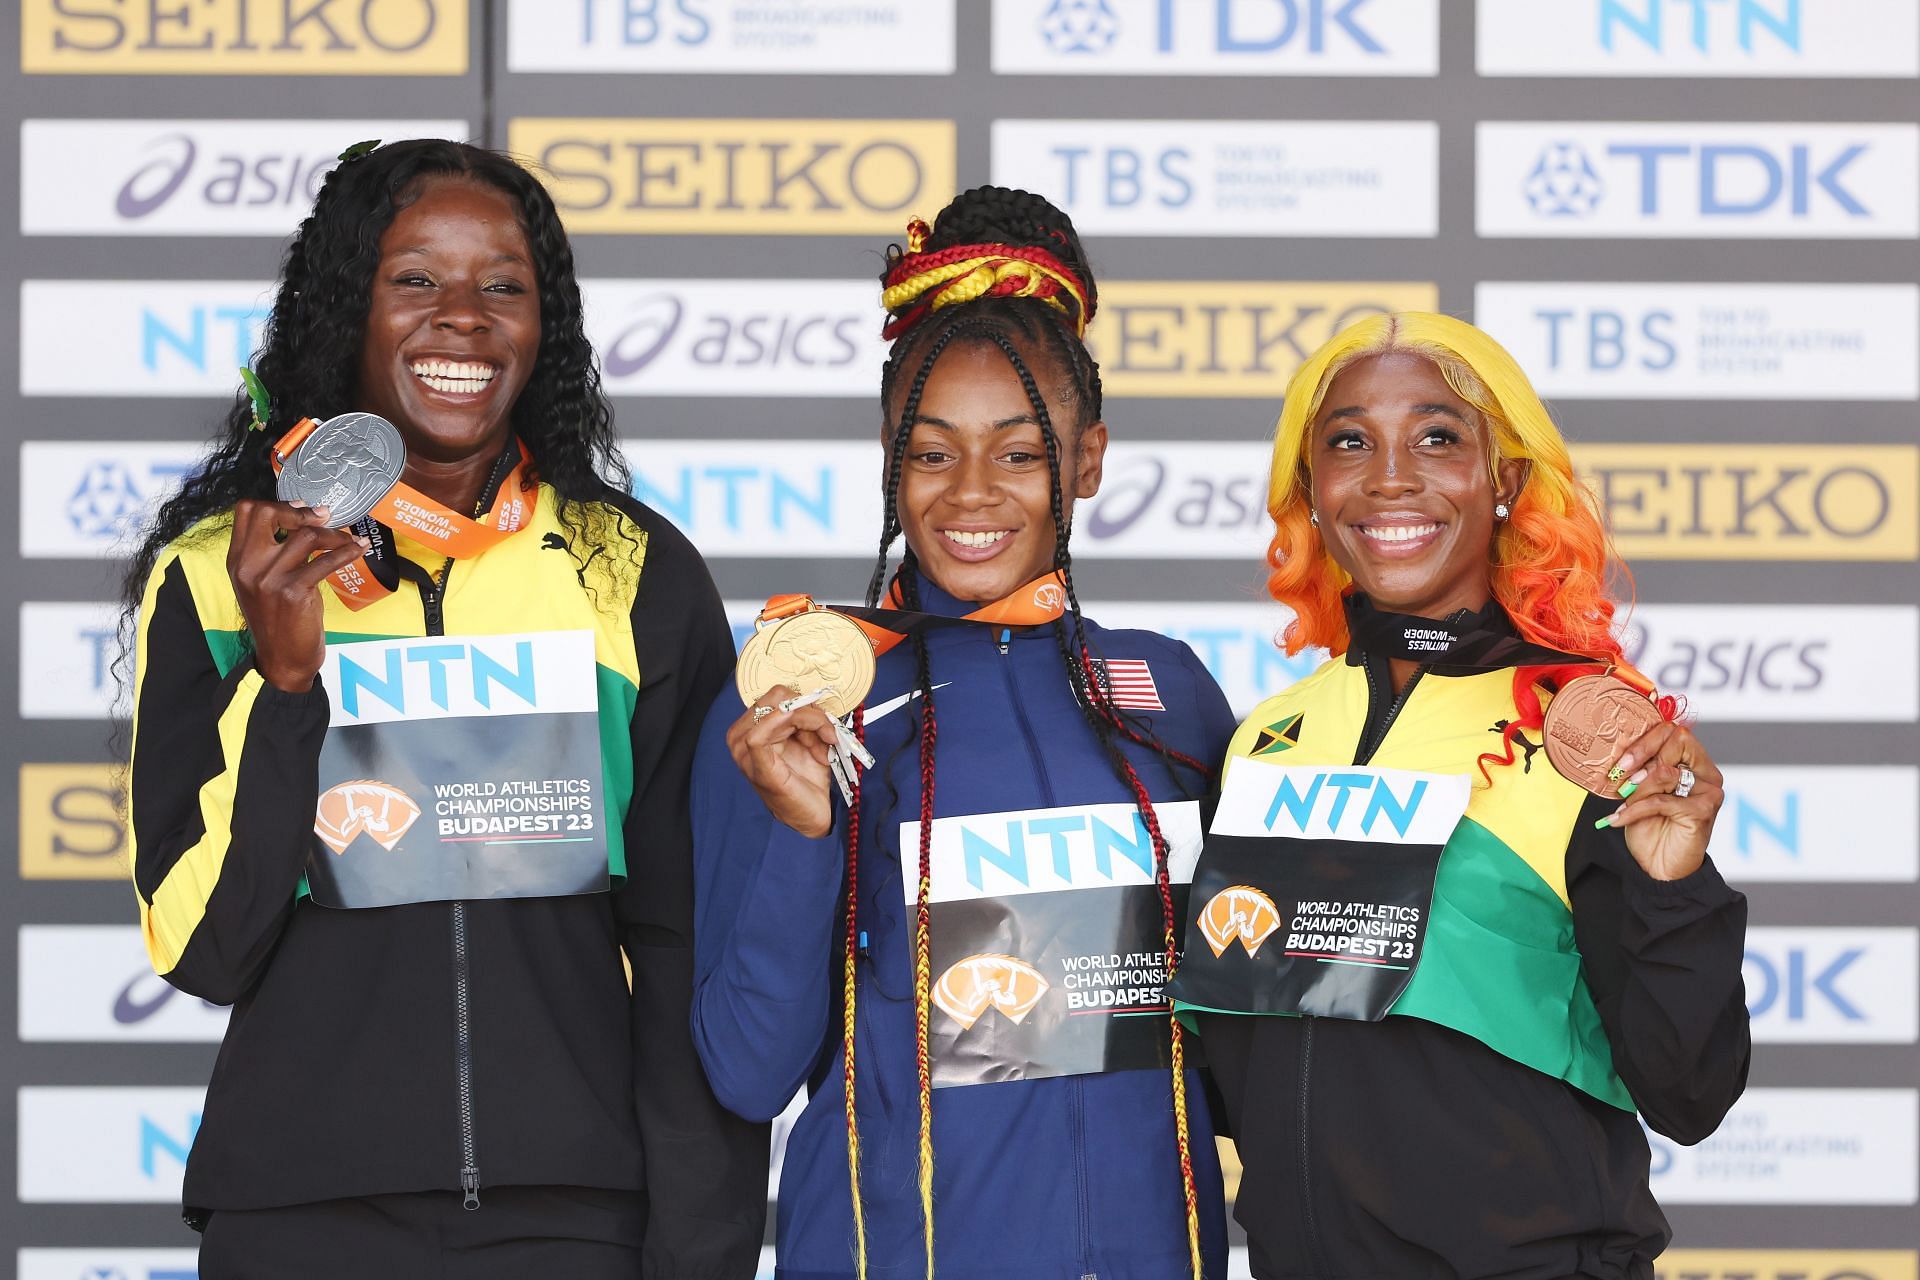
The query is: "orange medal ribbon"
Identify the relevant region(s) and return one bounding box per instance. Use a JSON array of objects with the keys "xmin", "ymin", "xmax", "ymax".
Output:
[
  {"xmin": 271, "ymin": 419, "xmax": 537, "ymax": 610},
  {"xmin": 758, "ymin": 570, "xmax": 1070, "ymax": 659}
]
